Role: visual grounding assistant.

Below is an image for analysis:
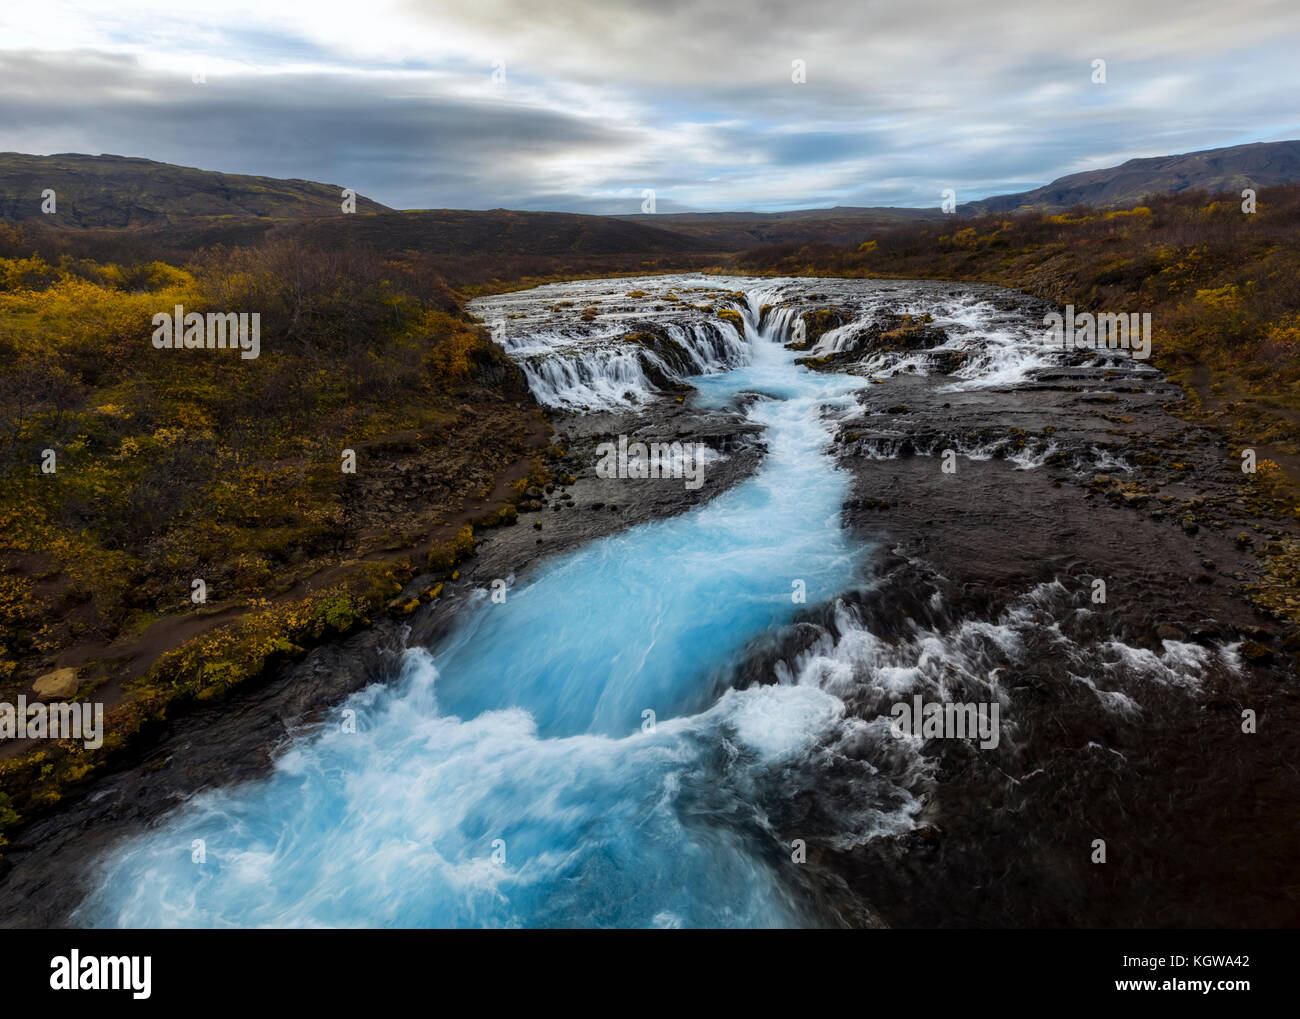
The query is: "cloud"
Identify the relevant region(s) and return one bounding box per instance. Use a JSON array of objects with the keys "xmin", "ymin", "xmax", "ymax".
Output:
[{"xmin": 0, "ymin": 0, "xmax": 1297, "ymax": 211}]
